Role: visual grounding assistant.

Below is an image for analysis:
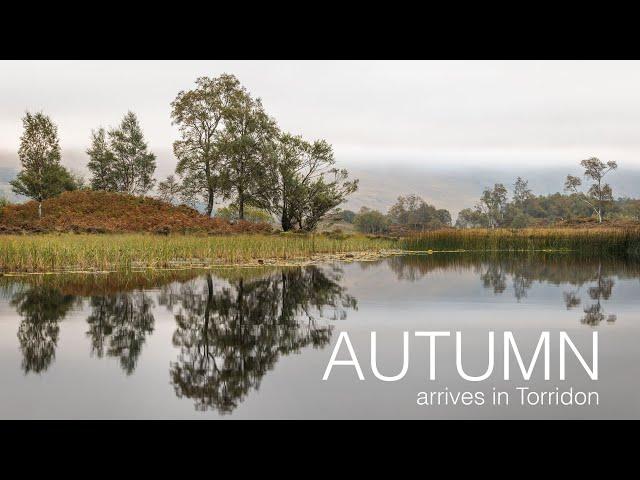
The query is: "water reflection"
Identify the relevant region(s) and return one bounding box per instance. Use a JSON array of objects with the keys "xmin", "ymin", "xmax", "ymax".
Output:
[
  {"xmin": 11, "ymin": 285, "xmax": 77, "ymax": 374},
  {"xmin": 0, "ymin": 254, "xmax": 636, "ymax": 415},
  {"xmin": 385, "ymin": 254, "xmax": 636, "ymax": 327},
  {"xmin": 86, "ymin": 292, "xmax": 155, "ymax": 375},
  {"xmin": 160, "ymin": 267, "xmax": 356, "ymax": 413}
]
